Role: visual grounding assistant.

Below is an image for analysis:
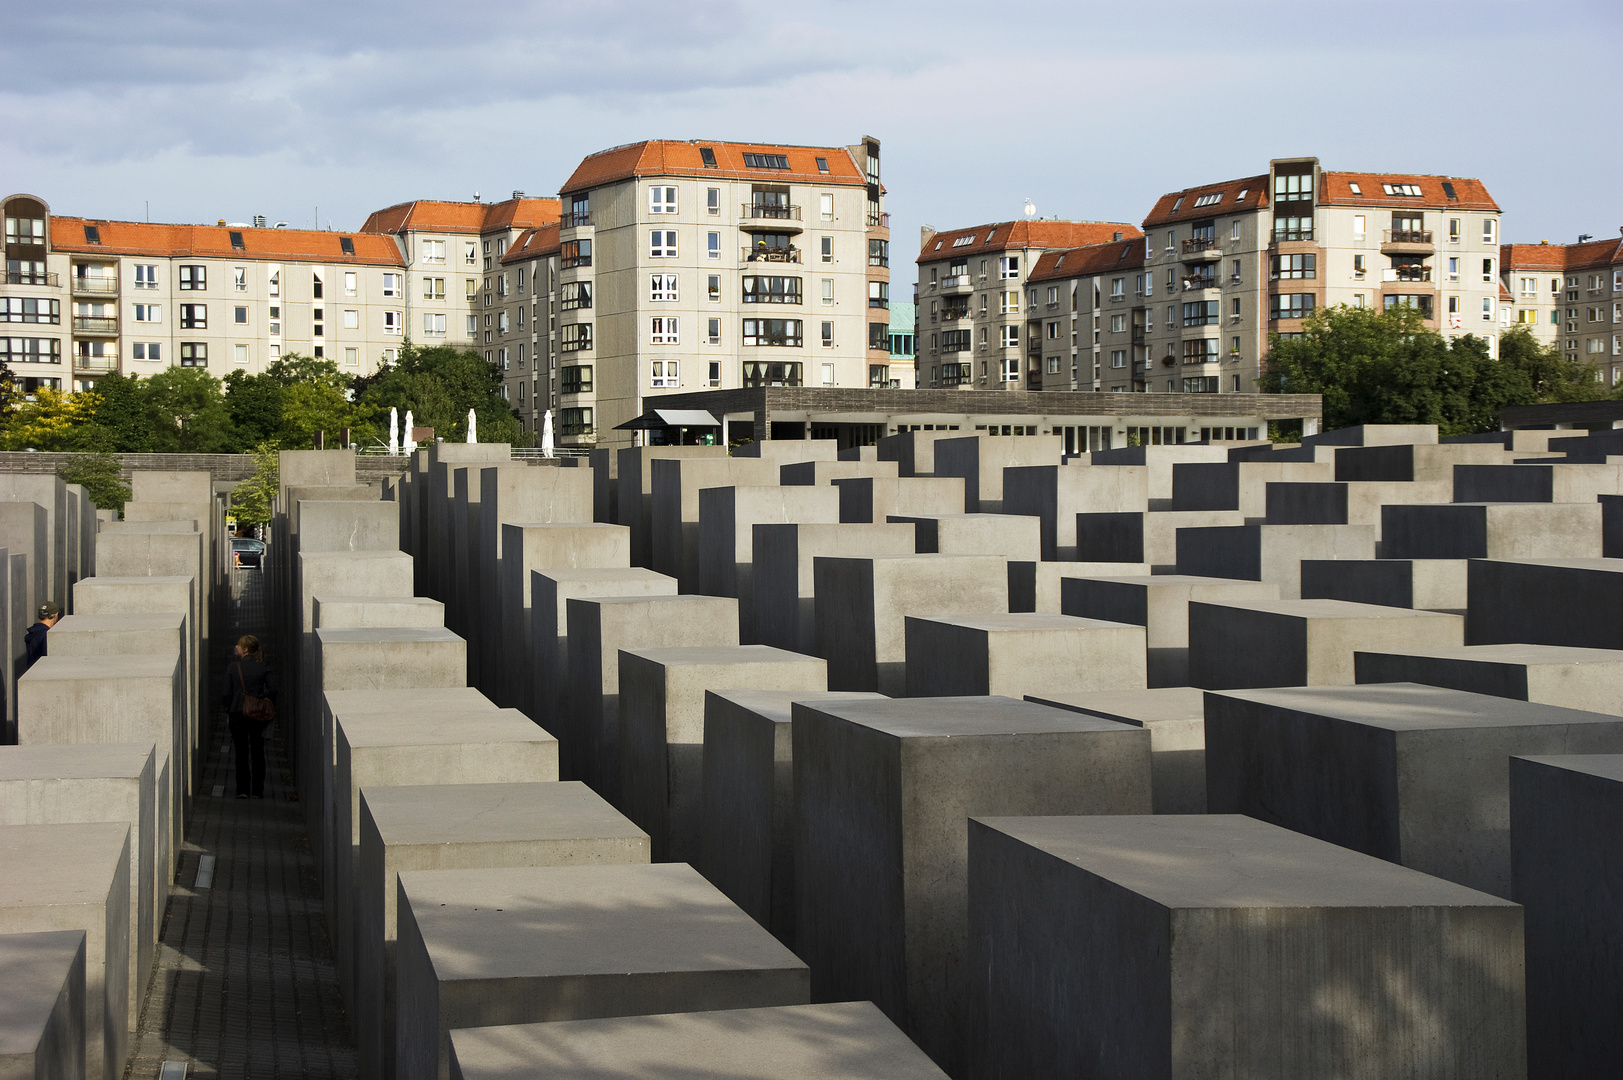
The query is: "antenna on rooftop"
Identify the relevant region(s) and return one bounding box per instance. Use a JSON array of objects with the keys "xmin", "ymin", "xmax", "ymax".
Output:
[{"xmin": 1023, "ymin": 198, "xmax": 1037, "ymax": 220}]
